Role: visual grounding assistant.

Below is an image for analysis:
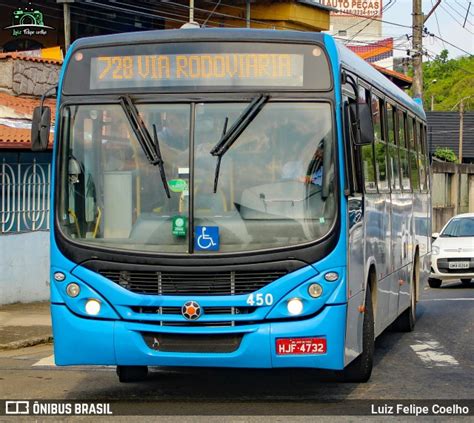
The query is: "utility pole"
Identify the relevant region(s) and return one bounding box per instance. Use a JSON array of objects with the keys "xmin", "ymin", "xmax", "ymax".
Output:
[
  {"xmin": 189, "ymin": 0, "xmax": 194, "ymax": 23},
  {"xmin": 412, "ymin": 0, "xmax": 441, "ymax": 100},
  {"xmin": 402, "ymin": 58, "xmax": 409, "ymax": 75},
  {"xmin": 246, "ymin": 0, "xmax": 251, "ymax": 28},
  {"xmin": 57, "ymin": 0, "xmax": 73, "ymax": 53},
  {"xmin": 412, "ymin": 0, "xmax": 423, "ymax": 99}
]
